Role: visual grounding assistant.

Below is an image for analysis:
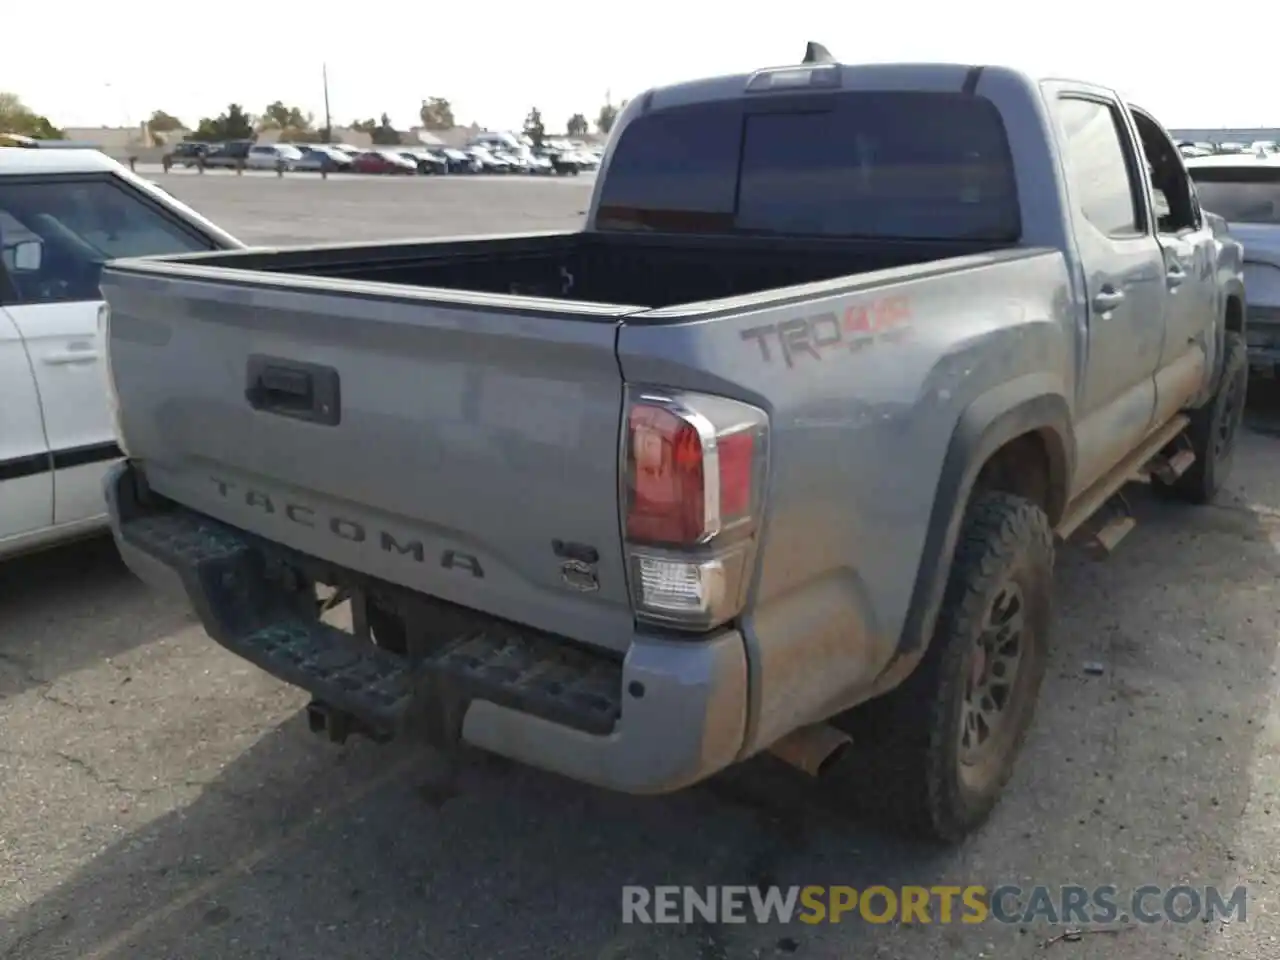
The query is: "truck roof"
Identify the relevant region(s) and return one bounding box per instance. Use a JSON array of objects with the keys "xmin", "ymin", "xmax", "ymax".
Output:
[
  {"xmin": 632, "ymin": 52, "xmax": 1110, "ymax": 115},
  {"xmin": 0, "ymin": 146, "xmax": 124, "ymax": 177}
]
